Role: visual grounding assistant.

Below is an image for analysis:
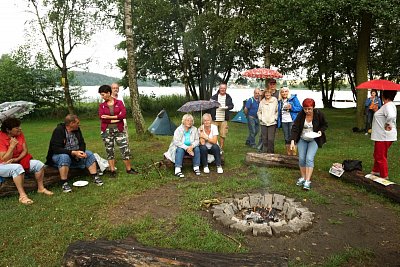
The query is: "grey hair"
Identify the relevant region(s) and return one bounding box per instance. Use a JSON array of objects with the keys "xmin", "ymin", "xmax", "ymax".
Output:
[
  {"xmin": 181, "ymin": 114, "xmax": 194, "ymax": 125},
  {"xmin": 202, "ymin": 113, "xmax": 212, "ymax": 121}
]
